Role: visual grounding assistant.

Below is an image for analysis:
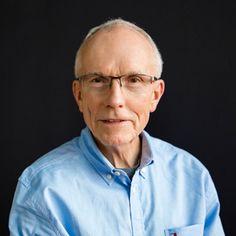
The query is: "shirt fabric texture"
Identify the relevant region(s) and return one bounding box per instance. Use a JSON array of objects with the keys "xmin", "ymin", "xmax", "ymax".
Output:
[{"xmin": 9, "ymin": 127, "xmax": 225, "ymax": 236}]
